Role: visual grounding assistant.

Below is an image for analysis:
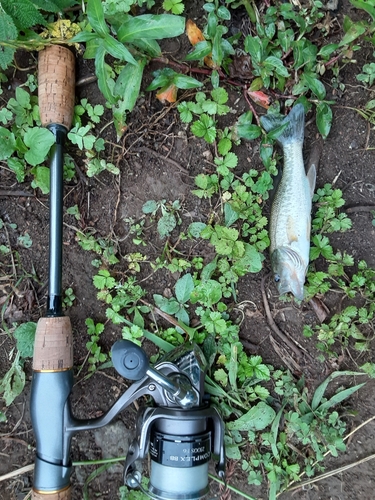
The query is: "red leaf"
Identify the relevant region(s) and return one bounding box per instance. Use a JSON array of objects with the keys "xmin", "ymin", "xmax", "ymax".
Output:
[{"xmin": 247, "ymin": 90, "xmax": 271, "ymax": 109}]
